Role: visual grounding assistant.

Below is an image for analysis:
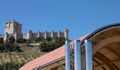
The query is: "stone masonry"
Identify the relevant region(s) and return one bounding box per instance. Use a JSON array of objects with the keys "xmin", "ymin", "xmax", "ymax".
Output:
[{"xmin": 3, "ymin": 20, "xmax": 68, "ymax": 42}]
